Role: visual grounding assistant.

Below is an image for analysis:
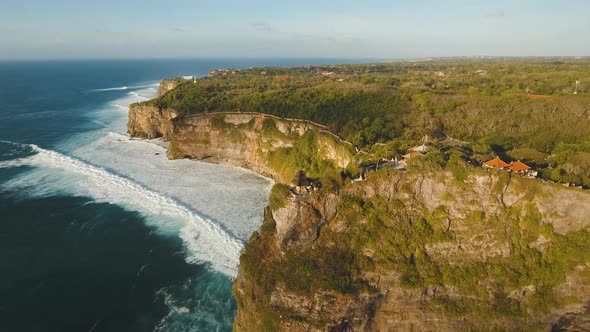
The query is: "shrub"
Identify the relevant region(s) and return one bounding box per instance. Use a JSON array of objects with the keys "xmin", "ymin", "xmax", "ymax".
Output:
[{"xmin": 269, "ymin": 183, "xmax": 290, "ymax": 211}]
